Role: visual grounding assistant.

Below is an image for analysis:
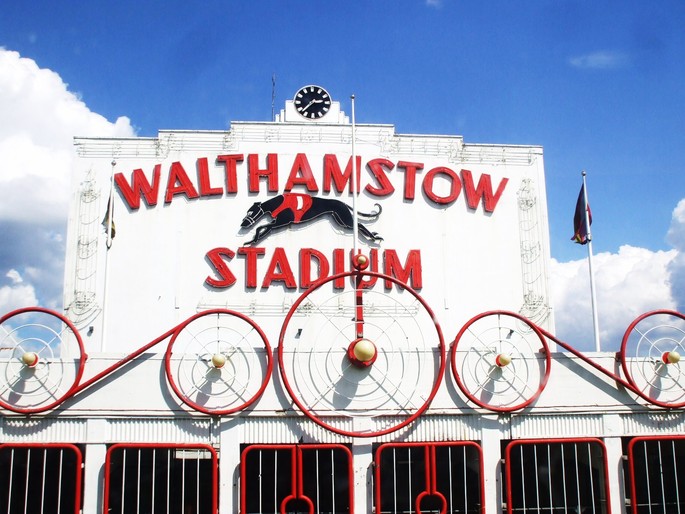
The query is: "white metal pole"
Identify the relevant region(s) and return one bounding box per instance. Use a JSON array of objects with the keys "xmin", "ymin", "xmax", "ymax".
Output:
[
  {"xmin": 101, "ymin": 159, "xmax": 116, "ymax": 352},
  {"xmin": 582, "ymin": 171, "xmax": 601, "ymax": 352},
  {"xmin": 350, "ymin": 95, "xmax": 359, "ymax": 256}
]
